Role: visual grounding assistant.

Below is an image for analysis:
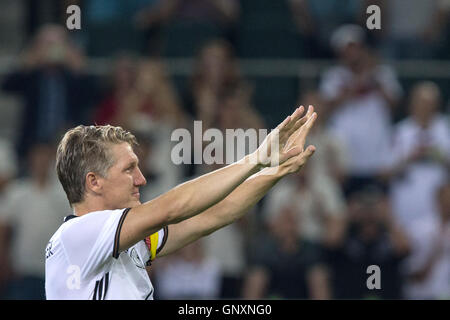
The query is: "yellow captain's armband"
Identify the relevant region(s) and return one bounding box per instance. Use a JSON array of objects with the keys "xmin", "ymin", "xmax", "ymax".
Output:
[
  {"xmin": 144, "ymin": 232, "xmax": 159, "ymax": 260},
  {"xmin": 144, "ymin": 226, "xmax": 168, "ymax": 261}
]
